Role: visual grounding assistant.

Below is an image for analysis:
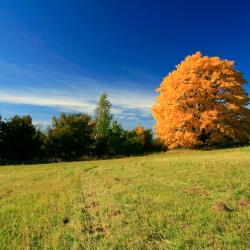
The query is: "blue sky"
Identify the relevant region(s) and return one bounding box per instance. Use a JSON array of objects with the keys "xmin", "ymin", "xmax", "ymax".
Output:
[{"xmin": 0, "ymin": 0, "xmax": 250, "ymax": 129}]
